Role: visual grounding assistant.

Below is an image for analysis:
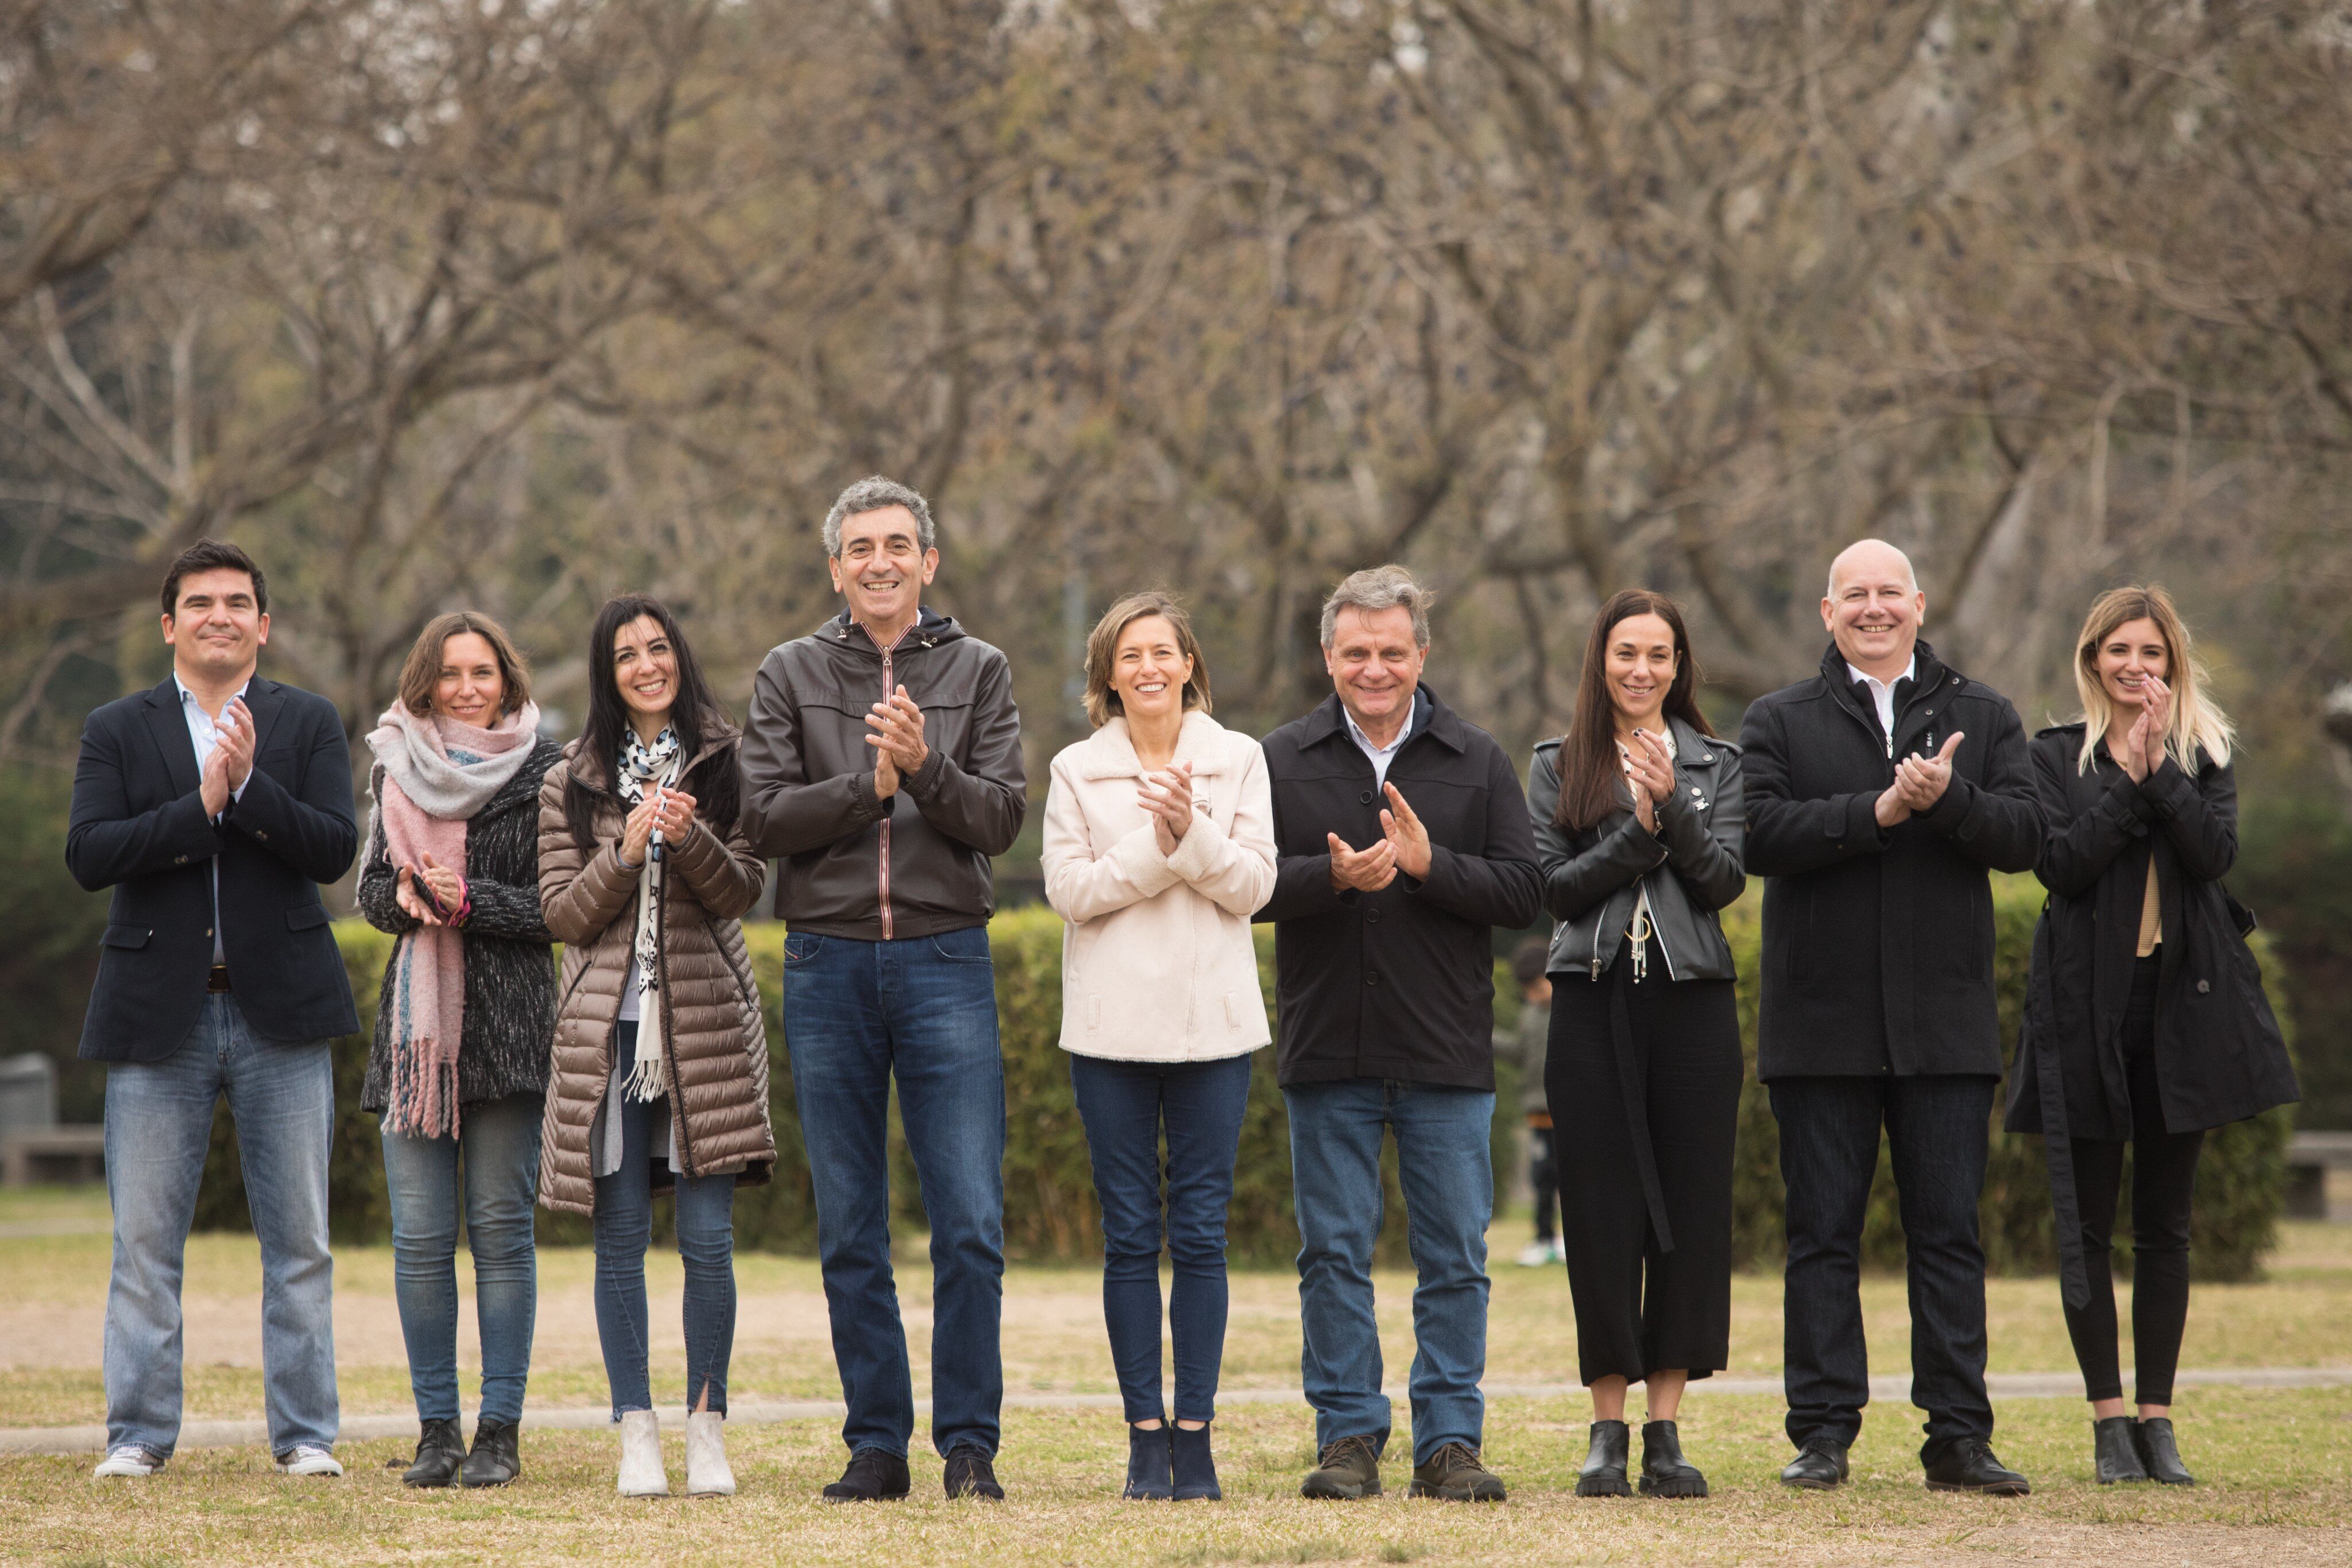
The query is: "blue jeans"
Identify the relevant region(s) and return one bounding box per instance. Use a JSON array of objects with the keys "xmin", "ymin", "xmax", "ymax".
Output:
[
  {"xmin": 102, "ymin": 994, "xmax": 337, "ymax": 1460},
  {"xmin": 783, "ymin": 924, "xmax": 1005, "ymax": 1459},
  {"xmin": 1285, "ymin": 1078, "xmax": 1495, "ymax": 1465},
  {"xmin": 1771, "ymin": 1074, "xmax": 1998, "ymax": 1463},
  {"xmin": 380, "ymin": 1093, "xmax": 543, "ymax": 1426},
  {"xmin": 593, "ymin": 1027, "xmax": 737, "ymax": 1419},
  {"xmin": 1069, "ymin": 1050, "xmax": 1255, "ymax": 1425}
]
